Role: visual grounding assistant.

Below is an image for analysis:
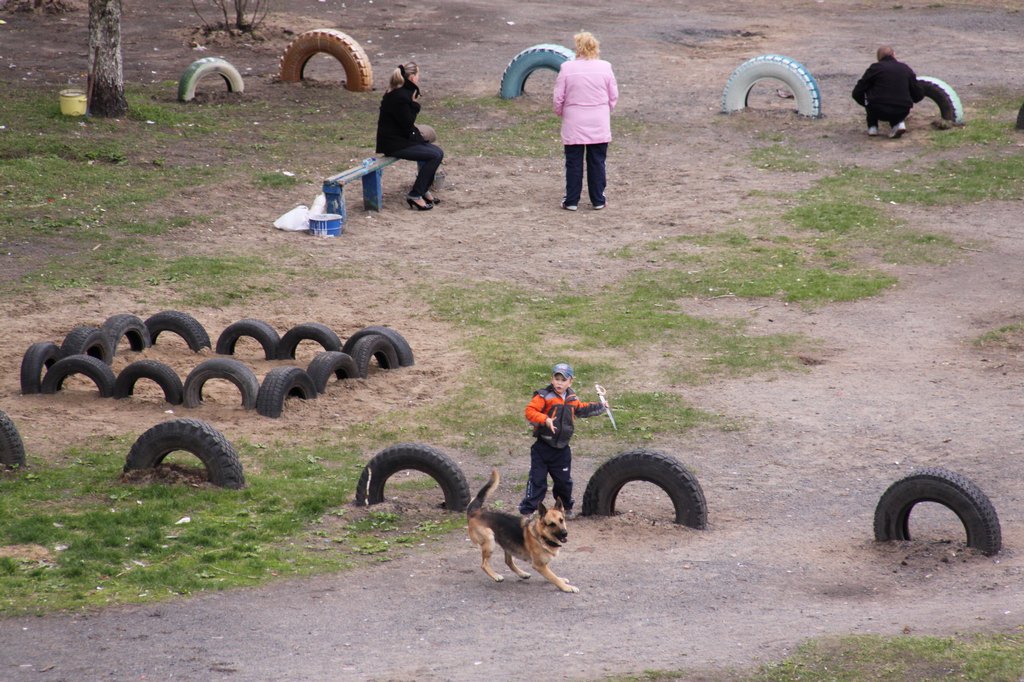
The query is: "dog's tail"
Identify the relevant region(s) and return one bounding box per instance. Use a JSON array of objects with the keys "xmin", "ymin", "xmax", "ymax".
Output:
[{"xmin": 466, "ymin": 468, "xmax": 499, "ymax": 517}]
